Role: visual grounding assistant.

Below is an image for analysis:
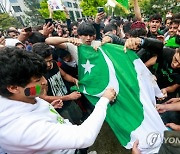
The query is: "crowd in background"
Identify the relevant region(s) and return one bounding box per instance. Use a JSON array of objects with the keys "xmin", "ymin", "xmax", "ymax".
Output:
[{"xmin": 0, "ymin": 1, "xmax": 179, "ymax": 154}]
